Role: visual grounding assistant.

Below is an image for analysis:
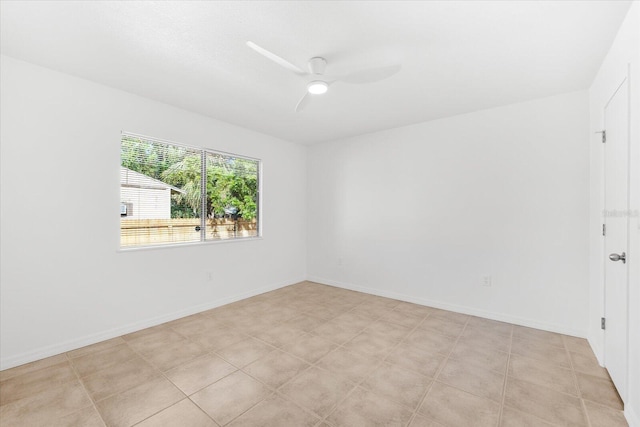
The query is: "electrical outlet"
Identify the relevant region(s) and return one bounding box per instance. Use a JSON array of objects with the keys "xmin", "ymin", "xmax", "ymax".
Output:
[
  {"xmin": 338, "ymin": 258, "xmax": 344, "ymax": 266},
  {"xmin": 207, "ymin": 272, "xmax": 213, "ymax": 281},
  {"xmin": 481, "ymin": 275, "xmax": 492, "ymax": 287}
]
